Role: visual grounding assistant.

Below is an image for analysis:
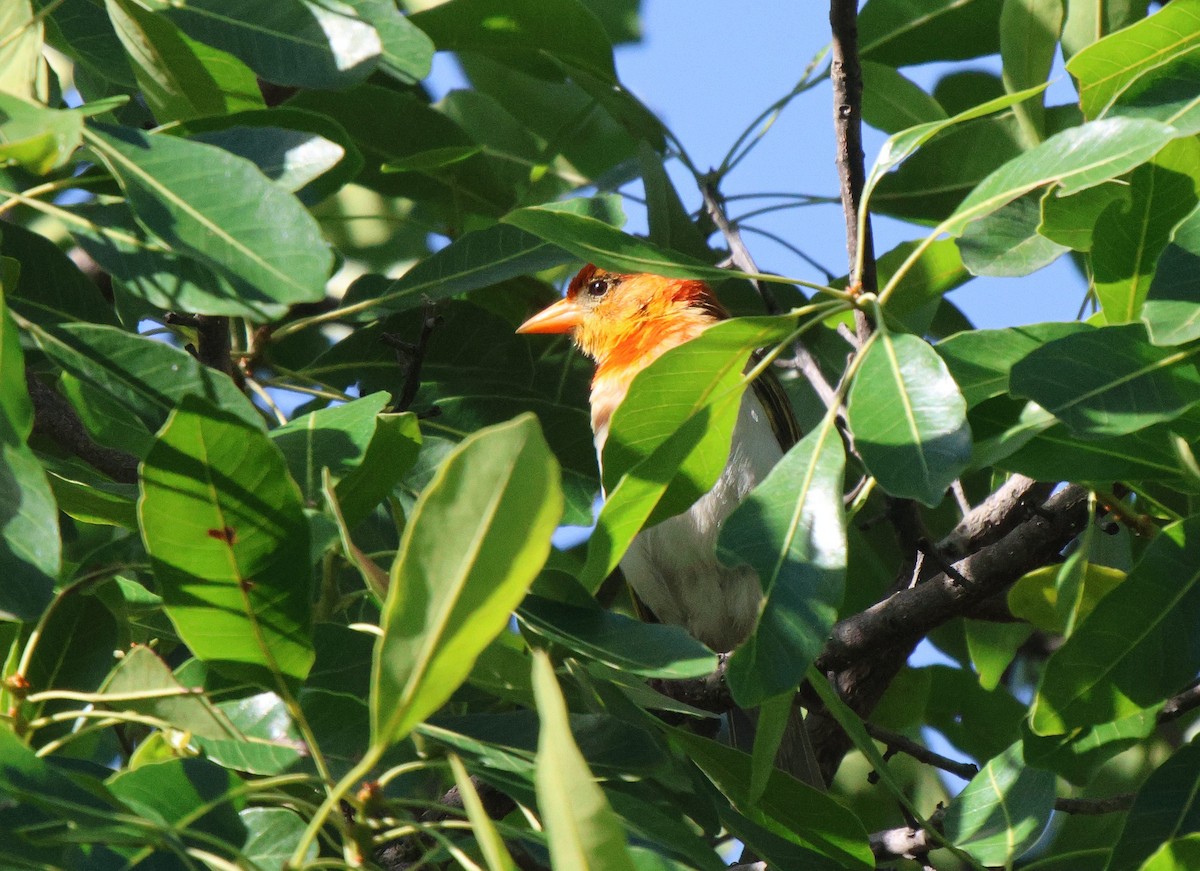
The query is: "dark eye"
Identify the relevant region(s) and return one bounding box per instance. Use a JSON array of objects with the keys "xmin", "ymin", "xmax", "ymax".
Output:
[{"xmin": 586, "ymin": 278, "xmax": 610, "ymax": 297}]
